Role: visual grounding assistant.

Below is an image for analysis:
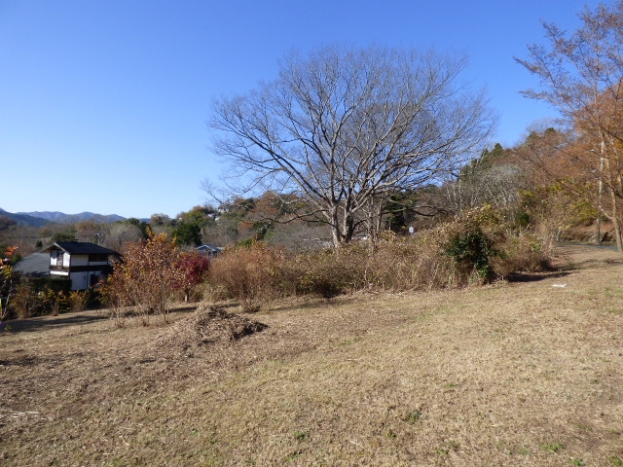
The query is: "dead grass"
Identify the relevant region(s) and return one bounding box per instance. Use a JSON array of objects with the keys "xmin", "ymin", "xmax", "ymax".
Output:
[{"xmin": 1, "ymin": 243, "xmax": 622, "ymax": 466}]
